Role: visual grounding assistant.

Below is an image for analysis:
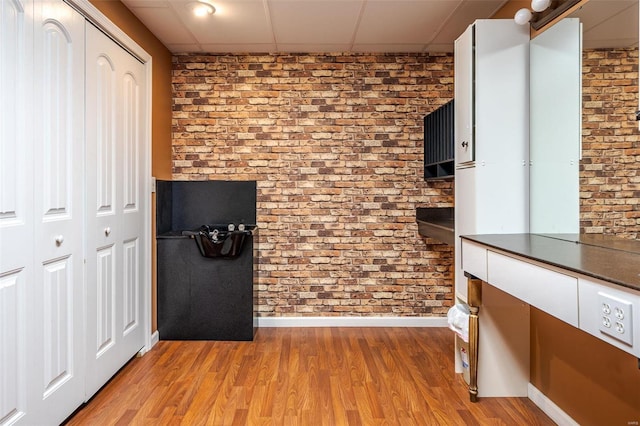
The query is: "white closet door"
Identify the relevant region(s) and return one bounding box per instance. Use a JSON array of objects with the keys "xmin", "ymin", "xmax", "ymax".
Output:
[
  {"xmin": 85, "ymin": 23, "xmax": 146, "ymax": 399},
  {"xmin": 0, "ymin": 0, "xmax": 33, "ymax": 424},
  {"xmin": 26, "ymin": 0, "xmax": 86, "ymax": 424}
]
